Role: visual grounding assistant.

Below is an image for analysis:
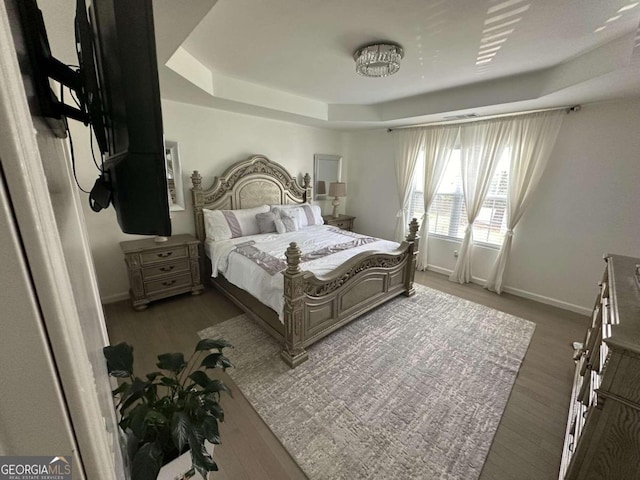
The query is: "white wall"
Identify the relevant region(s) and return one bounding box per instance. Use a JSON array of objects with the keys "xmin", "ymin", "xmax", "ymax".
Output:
[
  {"xmin": 161, "ymin": 100, "xmax": 346, "ymax": 235},
  {"xmin": 69, "ymin": 101, "xmax": 345, "ymax": 301},
  {"xmin": 346, "ymin": 99, "xmax": 640, "ymax": 314}
]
